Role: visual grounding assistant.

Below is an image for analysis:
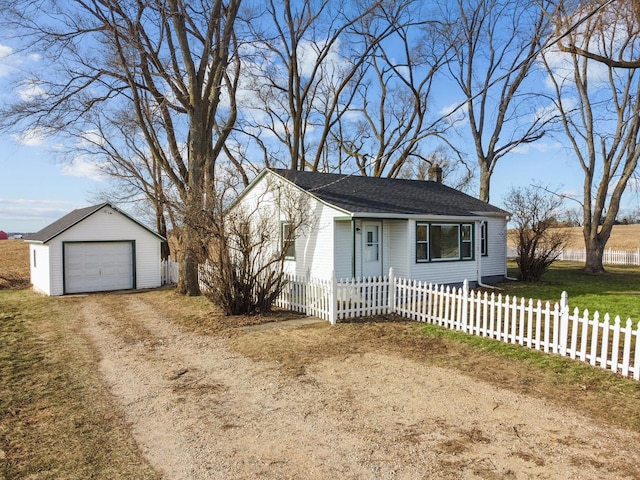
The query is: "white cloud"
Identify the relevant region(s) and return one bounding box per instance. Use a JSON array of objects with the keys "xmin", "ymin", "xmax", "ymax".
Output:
[
  {"xmin": 78, "ymin": 129, "xmax": 107, "ymax": 148},
  {"xmin": 0, "ymin": 44, "xmax": 12, "ymax": 59},
  {"xmin": 511, "ymin": 141, "xmax": 564, "ymax": 155},
  {"xmin": 0, "ymin": 44, "xmax": 14, "ymax": 77},
  {"xmin": 61, "ymin": 157, "xmax": 106, "ymax": 181},
  {"xmin": 0, "ymin": 199, "xmax": 76, "ymax": 228},
  {"xmin": 12, "ymin": 127, "xmax": 49, "ymax": 146},
  {"xmin": 17, "ymin": 81, "xmax": 46, "ymax": 101},
  {"xmin": 439, "ymin": 102, "xmax": 468, "ymax": 127}
]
